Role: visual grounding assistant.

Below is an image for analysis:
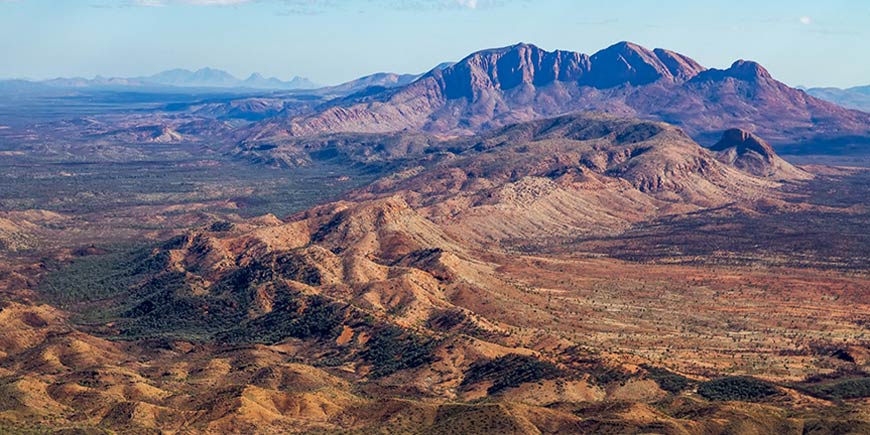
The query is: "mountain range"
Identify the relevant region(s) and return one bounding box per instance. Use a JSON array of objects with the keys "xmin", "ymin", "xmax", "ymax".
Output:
[
  {"xmin": 9, "ymin": 67, "xmax": 318, "ymax": 91},
  {"xmin": 3, "ymin": 42, "xmax": 868, "ymax": 157},
  {"xmin": 241, "ymin": 42, "xmax": 869, "ymax": 155},
  {"xmin": 145, "ymin": 68, "xmax": 318, "ymax": 90},
  {"xmin": 1, "ymin": 64, "xmax": 461, "ymax": 93}
]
